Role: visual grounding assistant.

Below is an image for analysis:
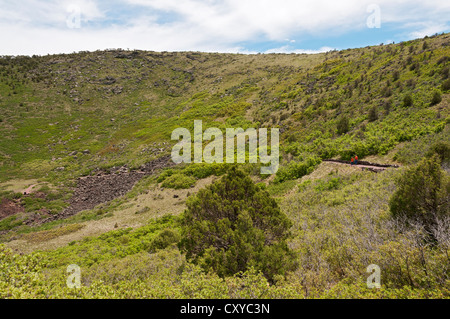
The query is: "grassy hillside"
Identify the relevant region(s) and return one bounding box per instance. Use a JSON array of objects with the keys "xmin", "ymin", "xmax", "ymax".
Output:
[{"xmin": 0, "ymin": 33, "xmax": 449, "ymax": 298}]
